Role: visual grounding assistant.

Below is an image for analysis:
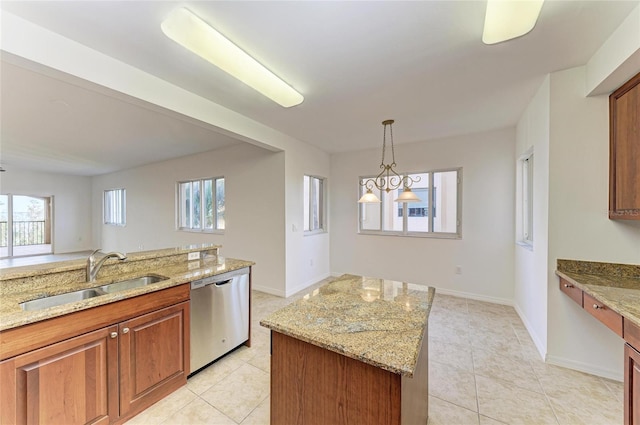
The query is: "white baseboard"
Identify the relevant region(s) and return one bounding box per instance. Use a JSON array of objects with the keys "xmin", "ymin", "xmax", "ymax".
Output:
[
  {"xmin": 434, "ymin": 286, "xmax": 513, "ymax": 306},
  {"xmin": 285, "ymin": 272, "xmax": 332, "ymax": 297},
  {"xmin": 252, "ymin": 284, "xmax": 286, "ymax": 297},
  {"xmin": 546, "ymin": 354, "xmax": 623, "ymax": 382},
  {"xmin": 512, "ymin": 303, "xmax": 546, "ymax": 362}
]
